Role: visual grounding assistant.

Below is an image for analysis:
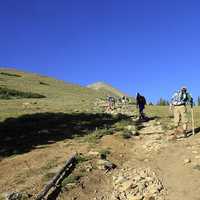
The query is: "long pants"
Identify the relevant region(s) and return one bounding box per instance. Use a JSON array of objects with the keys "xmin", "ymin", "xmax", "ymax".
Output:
[
  {"xmin": 174, "ymin": 105, "xmax": 188, "ymax": 131},
  {"xmin": 139, "ymin": 105, "xmax": 145, "ymax": 119}
]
